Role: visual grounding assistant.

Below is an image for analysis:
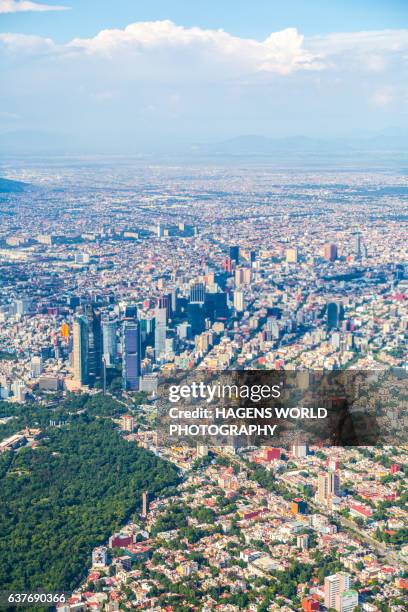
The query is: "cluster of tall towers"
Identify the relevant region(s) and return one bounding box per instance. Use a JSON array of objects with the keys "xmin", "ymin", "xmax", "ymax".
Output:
[
  {"xmin": 71, "ymin": 244, "xmax": 252, "ymax": 389},
  {"xmin": 72, "ymin": 305, "xmax": 141, "ymax": 391}
]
